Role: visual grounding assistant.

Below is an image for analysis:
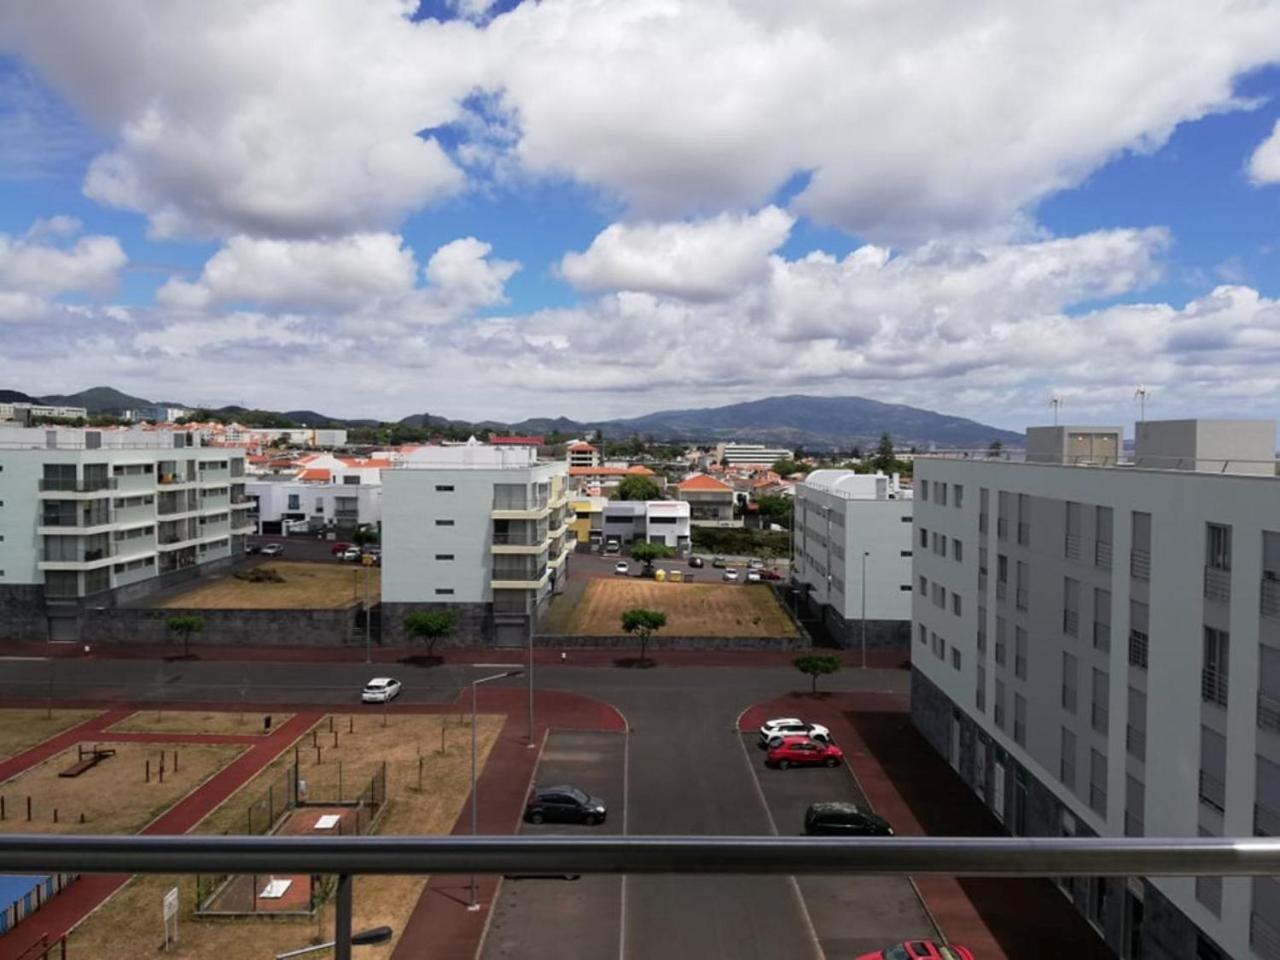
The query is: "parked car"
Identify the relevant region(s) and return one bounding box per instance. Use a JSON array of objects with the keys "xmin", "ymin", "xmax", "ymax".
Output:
[
  {"xmin": 855, "ymin": 941, "xmax": 975, "ymax": 960},
  {"xmin": 330, "ymin": 541, "xmax": 355, "ymax": 556},
  {"xmin": 759, "ymin": 718, "xmax": 831, "ymax": 747},
  {"xmin": 260, "ymin": 543, "xmax": 284, "ymax": 557},
  {"xmin": 759, "ymin": 569, "xmax": 783, "ymax": 581},
  {"xmin": 711, "ymin": 556, "xmax": 727, "ymax": 568},
  {"xmin": 244, "ymin": 542, "xmax": 261, "ymax": 555},
  {"xmin": 723, "ymin": 568, "xmax": 739, "ymax": 582},
  {"xmin": 524, "ymin": 785, "xmax": 607, "ymax": 825},
  {"xmin": 614, "ymin": 561, "xmax": 629, "ymax": 576},
  {"xmin": 688, "ymin": 556, "xmax": 705, "ymax": 568},
  {"xmin": 746, "ymin": 570, "xmax": 762, "ymax": 582},
  {"xmin": 341, "ymin": 546, "xmax": 362, "ymax": 561},
  {"xmin": 748, "ymin": 558, "xmax": 764, "ymax": 570},
  {"xmin": 361, "ymin": 677, "xmax": 402, "ymax": 703},
  {"xmin": 603, "ymin": 541, "xmax": 620, "ymax": 555},
  {"xmin": 766, "ymin": 736, "xmax": 844, "ymax": 769},
  {"xmin": 803, "ymin": 801, "xmax": 894, "ymax": 836}
]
